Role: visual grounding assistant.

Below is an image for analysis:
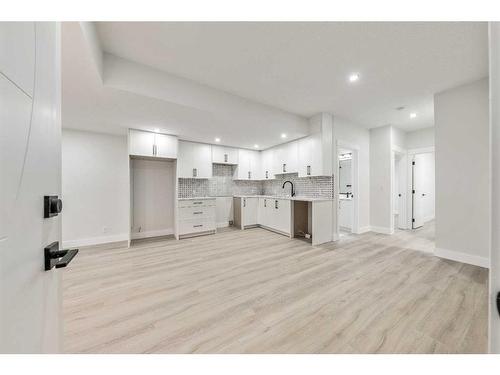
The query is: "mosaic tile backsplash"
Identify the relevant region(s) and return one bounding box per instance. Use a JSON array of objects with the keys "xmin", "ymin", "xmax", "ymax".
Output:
[
  {"xmin": 178, "ymin": 164, "xmax": 333, "ymax": 199},
  {"xmin": 263, "ymin": 173, "xmax": 334, "ymax": 199}
]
